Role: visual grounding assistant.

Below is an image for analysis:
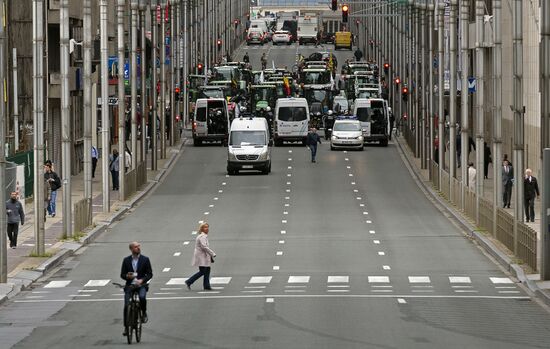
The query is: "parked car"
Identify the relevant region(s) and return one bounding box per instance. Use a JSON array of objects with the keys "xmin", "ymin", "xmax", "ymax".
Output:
[
  {"xmin": 272, "ymin": 30, "xmax": 292, "ymax": 45},
  {"xmin": 247, "ymin": 28, "xmax": 266, "ymax": 45}
]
